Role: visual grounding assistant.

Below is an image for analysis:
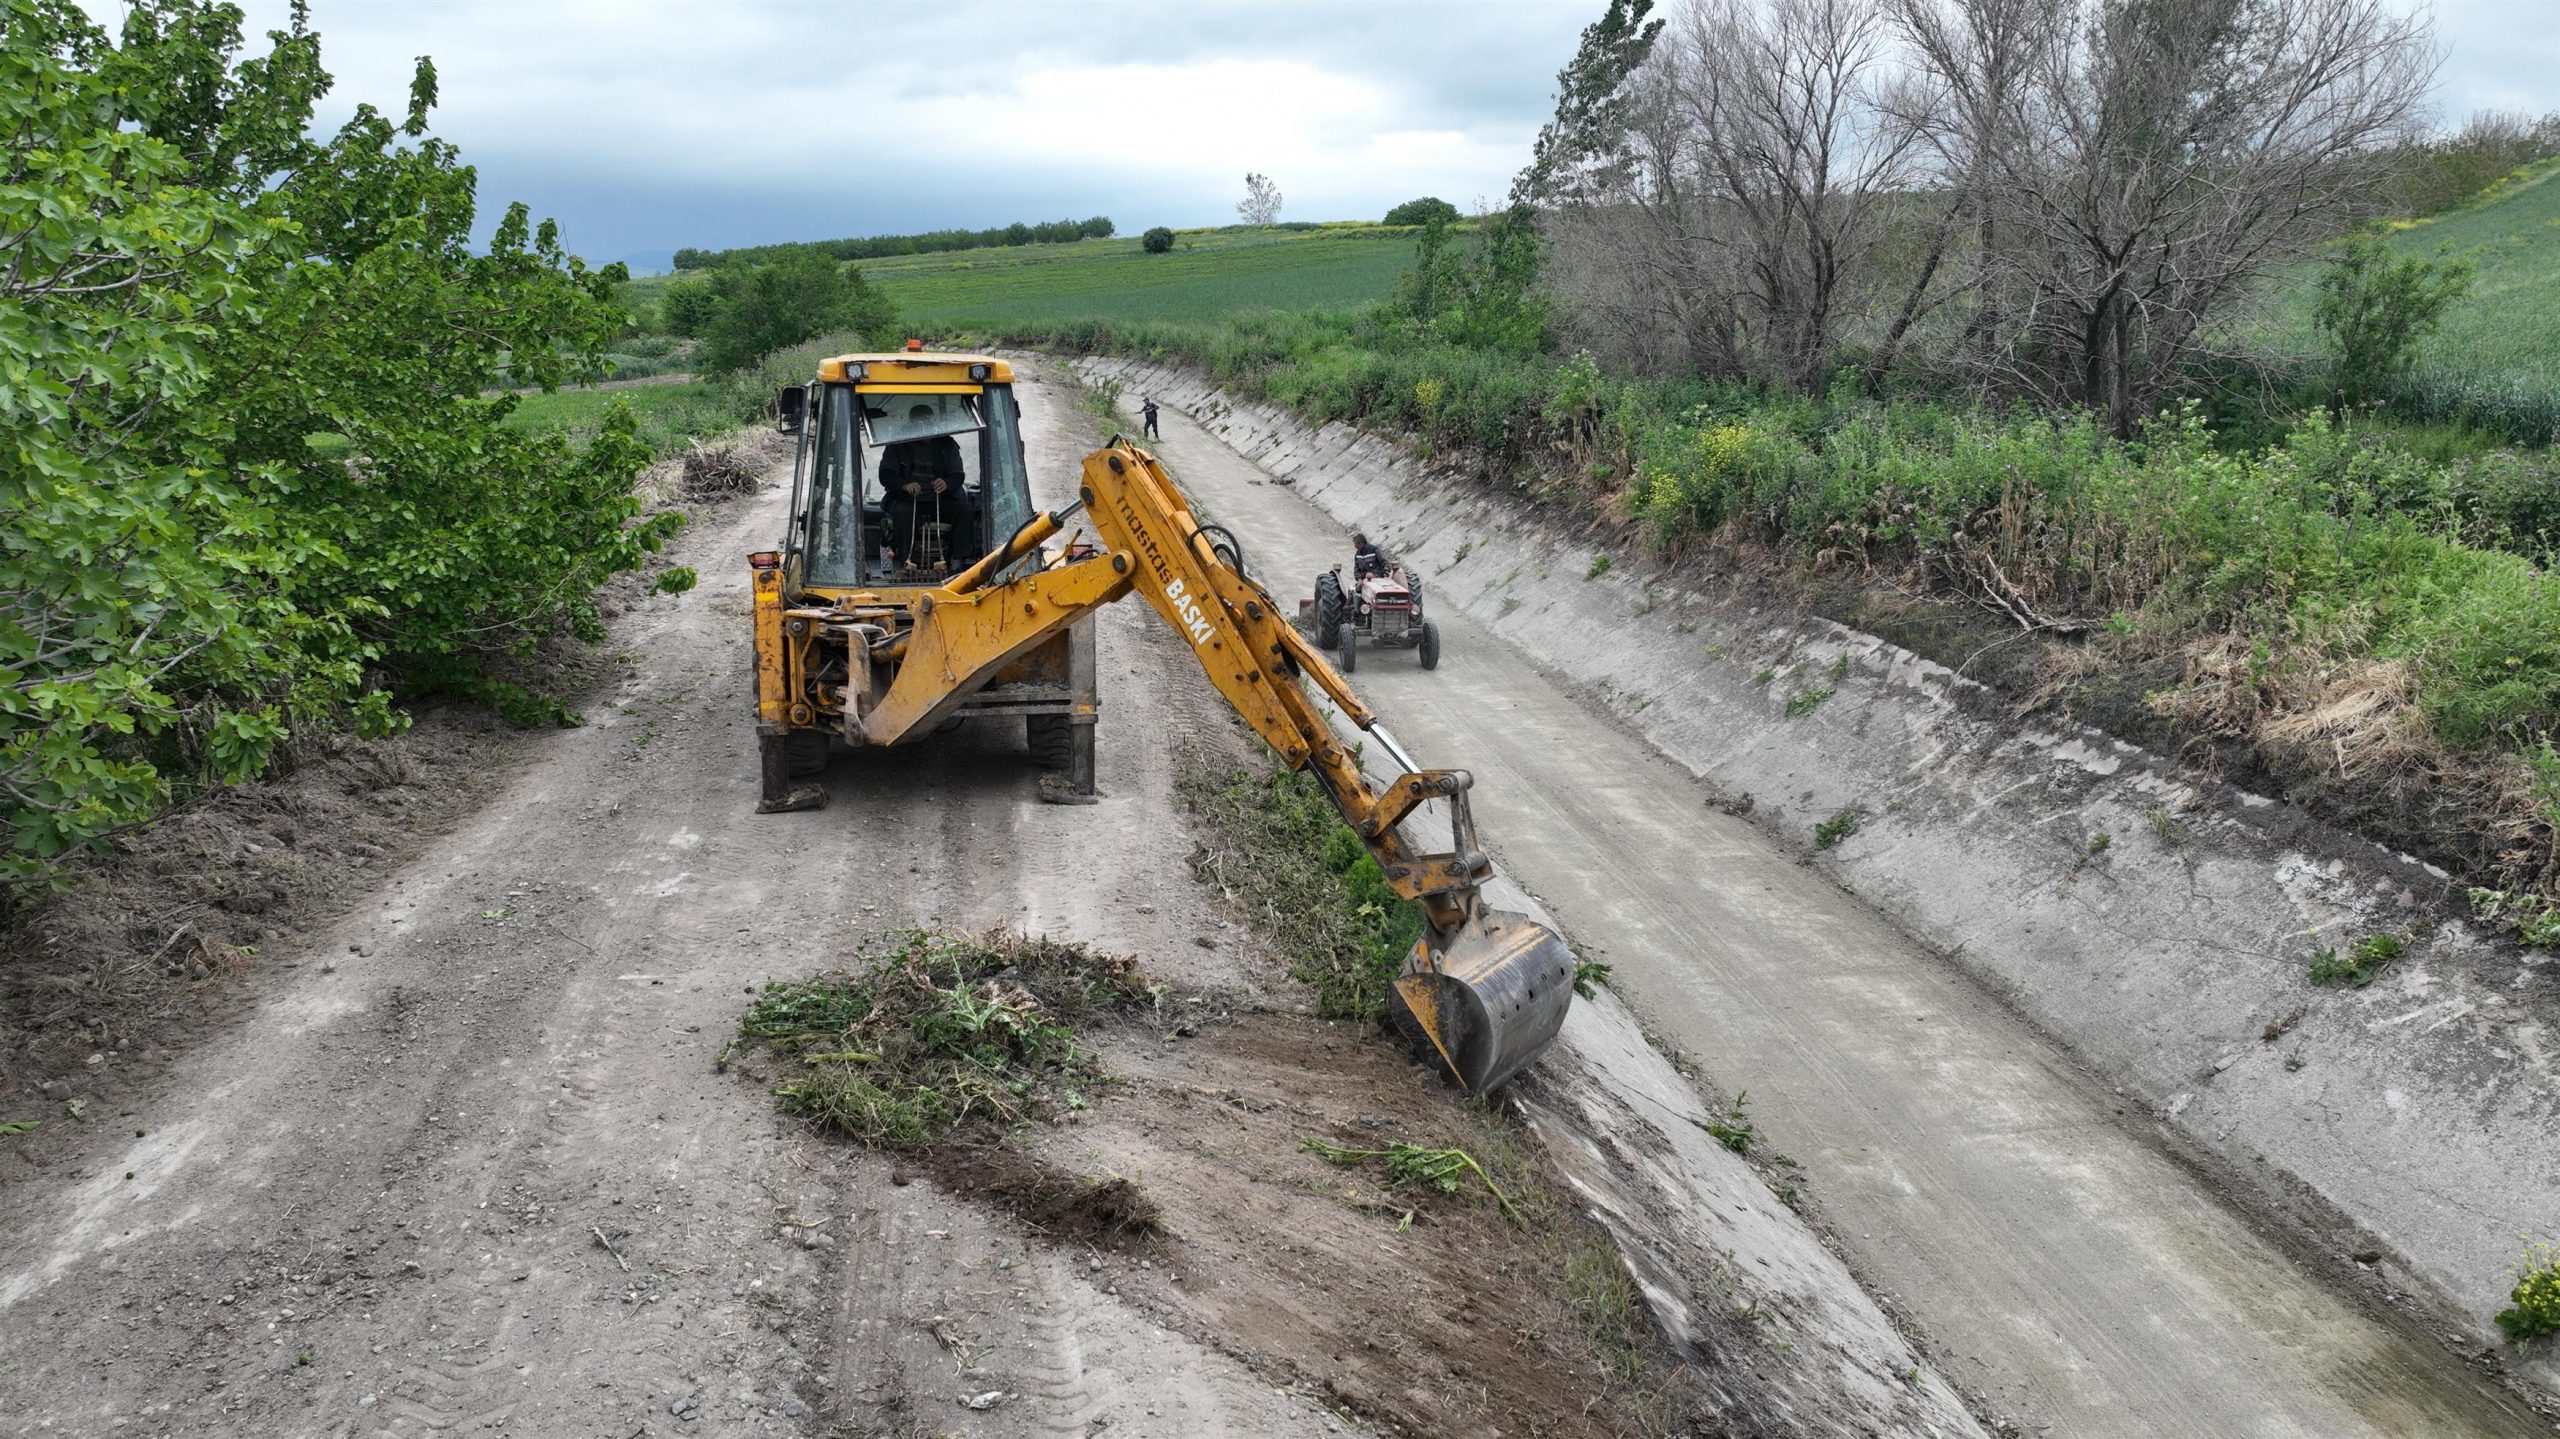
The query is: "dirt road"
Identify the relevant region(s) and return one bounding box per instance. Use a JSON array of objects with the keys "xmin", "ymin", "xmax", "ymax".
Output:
[
  {"xmin": 1114, "ymin": 386, "xmax": 2554, "ymax": 1439},
  {"xmin": 0, "ymin": 368, "xmax": 1358, "ymax": 1437}
]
